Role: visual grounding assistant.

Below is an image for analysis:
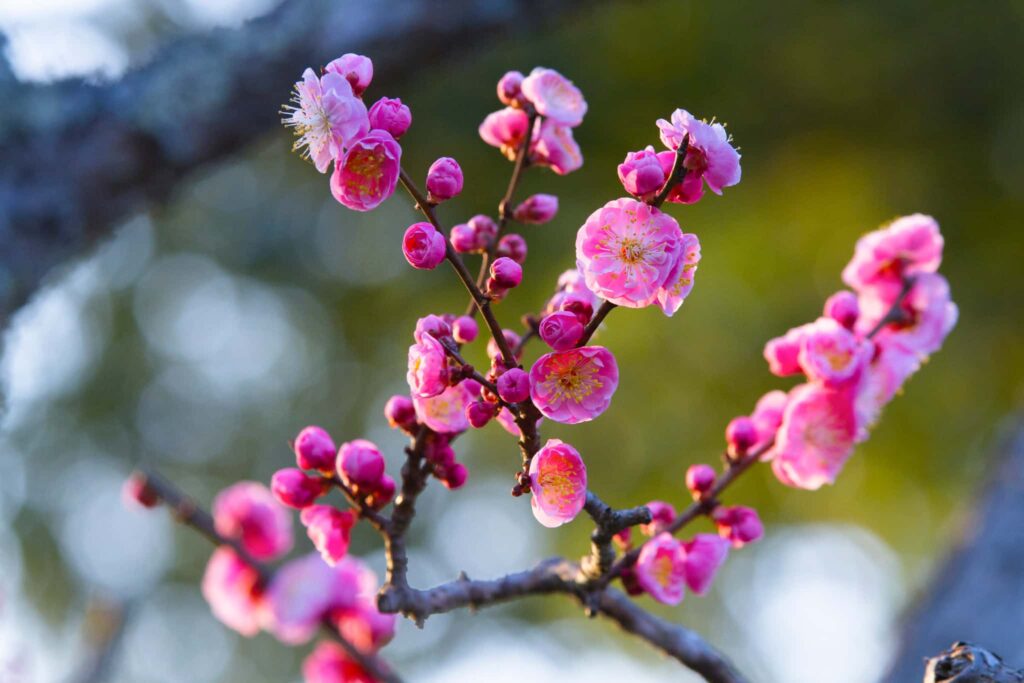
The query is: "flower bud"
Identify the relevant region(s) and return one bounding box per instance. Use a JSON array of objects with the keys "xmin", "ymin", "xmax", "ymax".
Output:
[
  {"xmin": 712, "ymin": 505, "xmax": 764, "ymax": 548},
  {"xmin": 415, "ymin": 314, "xmax": 452, "ymax": 343},
  {"xmin": 440, "ymin": 462, "xmax": 469, "ymax": 490},
  {"xmin": 496, "ymin": 70, "xmax": 525, "ymax": 106},
  {"xmin": 618, "ymin": 147, "xmax": 667, "ymax": 199},
  {"xmin": 293, "ymin": 426, "xmax": 337, "ymax": 472},
  {"xmin": 466, "ymin": 400, "xmax": 497, "ymax": 428},
  {"xmin": 324, "ymin": 53, "xmax": 373, "ymax": 96},
  {"xmin": 452, "ymin": 316, "xmax": 479, "ymax": 344},
  {"xmin": 487, "ymin": 329, "xmax": 522, "ymax": 361},
  {"xmin": 489, "ymin": 257, "xmax": 522, "ymax": 289},
  {"xmin": 725, "ymin": 416, "xmax": 758, "ymax": 458},
  {"xmin": 425, "ymin": 438, "xmax": 456, "ymax": 468},
  {"xmin": 367, "ymin": 97, "xmax": 412, "ymax": 138},
  {"xmin": 426, "ymin": 157, "xmax": 464, "ymax": 202},
  {"xmin": 123, "ymin": 472, "xmax": 159, "ymax": 508},
  {"xmin": 559, "ymin": 292, "xmax": 594, "ymax": 326},
  {"xmin": 496, "ymin": 368, "xmax": 530, "ymax": 403},
  {"xmin": 384, "ymin": 395, "xmax": 417, "ymax": 431},
  {"xmin": 338, "ymin": 439, "xmax": 386, "ymax": 488},
  {"xmin": 538, "ymin": 311, "xmax": 584, "ymax": 351},
  {"xmin": 271, "ymin": 468, "xmax": 326, "ymax": 509},
  {"xmin": 512, "ymin": 194, "xmax": 558, "ymax": 224},
  {"xmin": 640, "ymin": 500, "xmax": 676, "ymax": 536},
  {"xmin": 366, "ymin": 474, "xmax": 396, "ymax": 509},
  {"xmin": 685, "ymin": 464, "xmax": 716, "ymax": 498},
  {"xmin": 824, "ymin": 290, "xmax": 860, "ymax": 330},
  {"xmin": 496, "ymin": 233, "xmax": 528, "ymax": 264},
  {"xmin": 402, "ymin": 222, "xmax": 446, "ymax": 270}
]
